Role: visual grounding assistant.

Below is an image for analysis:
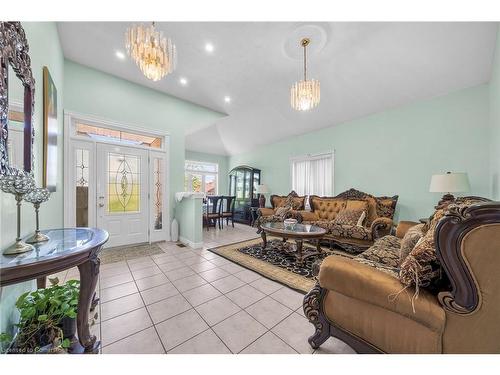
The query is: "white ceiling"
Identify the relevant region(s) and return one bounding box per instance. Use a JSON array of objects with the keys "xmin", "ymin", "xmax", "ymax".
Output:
[{"xmin": 57, "ymin": 22, "xmax": 498, "ymax": 156}]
